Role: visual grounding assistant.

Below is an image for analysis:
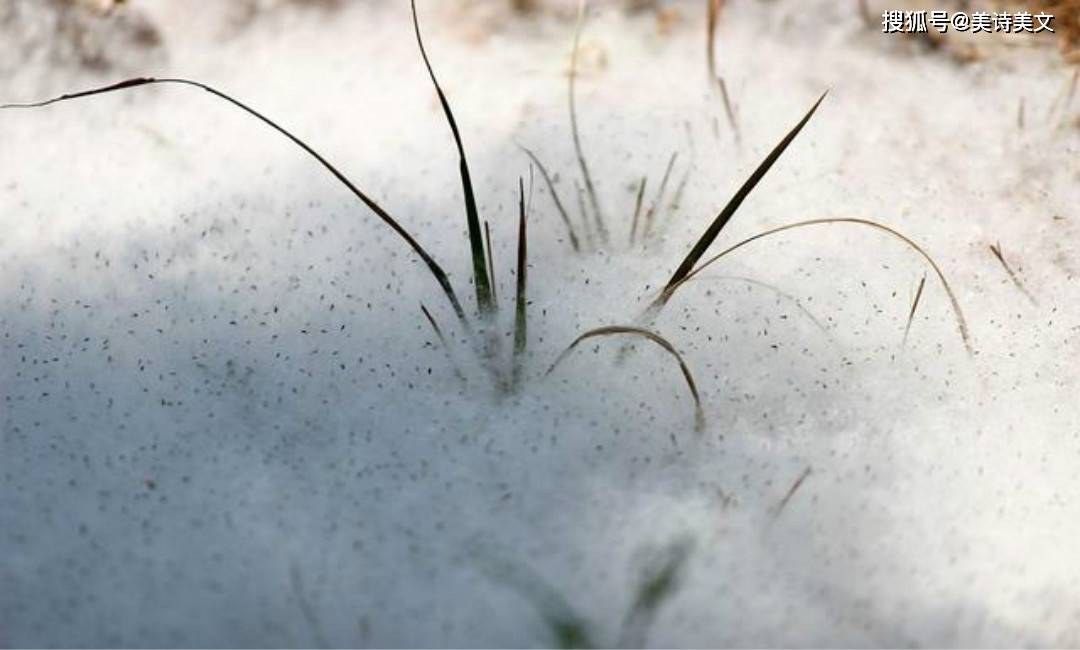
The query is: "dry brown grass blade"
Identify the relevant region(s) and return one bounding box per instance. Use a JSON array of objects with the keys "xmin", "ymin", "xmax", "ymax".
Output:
[
  {"xmin": 654, "ymin": 217, "xmax": 973, "ymax": 354},
  {"xmin": 642, "ymin": 152, "xmax": 678, "ymax": 243},
  {"xmin": 546, "ymin": 325, "xmax": 705, "ymax": 432},
  {"xmin": 569, "ymin": 0, "xmax": 608, "ymax": 244},
  {"xmin": 989, "ymin": 242, "xmax": 1038, "ymax": 306},
  {"xmin": 771, "ymin": 466, "xmax": 812, "ymax": 520},
  {"xmin": 484, "ymin": 220, "xmax": 498, "ymax": 309},
  {"xmin": 519, "ymin": 145, "xmax": 581, "ymax": 252}
]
